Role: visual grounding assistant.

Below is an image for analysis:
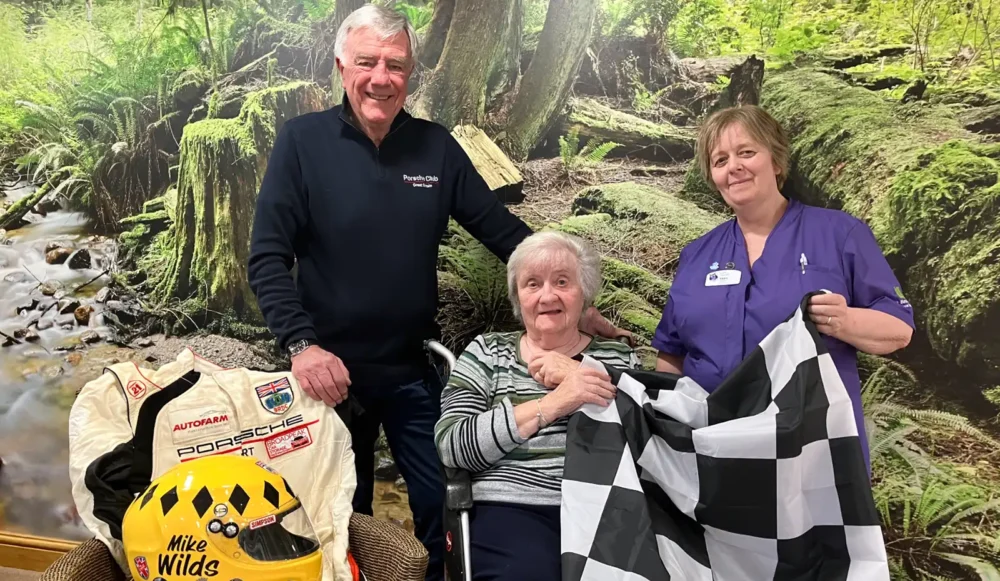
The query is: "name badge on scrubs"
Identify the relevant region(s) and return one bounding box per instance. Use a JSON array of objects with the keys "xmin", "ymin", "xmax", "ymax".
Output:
[{"xmin": 705, "ymin": 269, "xmax": 742, "ymax": 287}]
